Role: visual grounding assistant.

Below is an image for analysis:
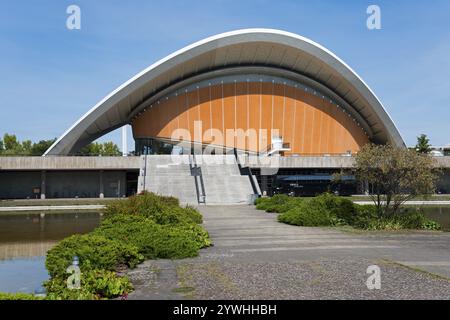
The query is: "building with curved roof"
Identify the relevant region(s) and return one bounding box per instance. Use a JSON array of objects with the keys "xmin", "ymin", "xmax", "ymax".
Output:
[
  {"xmin": 5, "ymin": 30, "xmax": 450, "ymax": 202},
  {"xmin": 44, "ymin": 28, "xmax": 404, "ymax": 156}
]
